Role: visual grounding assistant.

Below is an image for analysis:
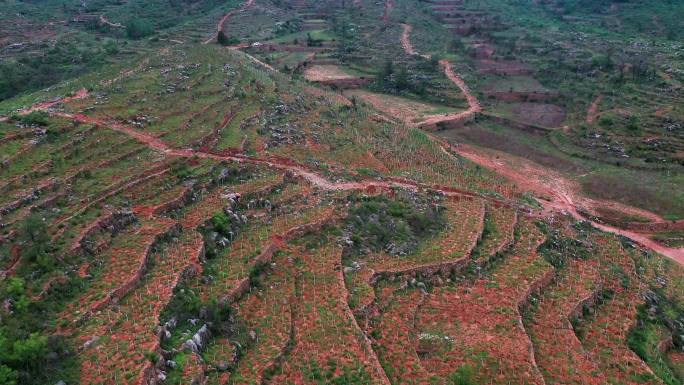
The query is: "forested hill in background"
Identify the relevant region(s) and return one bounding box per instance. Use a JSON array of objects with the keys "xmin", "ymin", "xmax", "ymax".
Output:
[
  {"xmin": 540, "ymin": 0, "xmax": 683, "ymax": 39},
  {"xmin": 0, "ymin": 0, "xmax": 241, "ymax": 100},
  {"xmin": 3, "ymin": 0, "xmax": 681, "ymax": 101}
]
